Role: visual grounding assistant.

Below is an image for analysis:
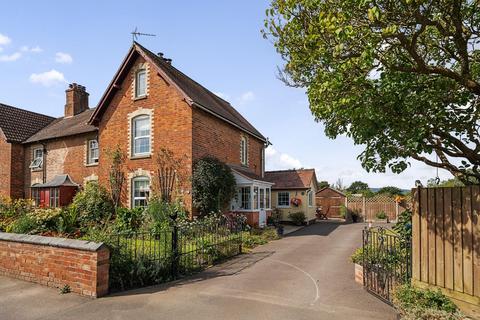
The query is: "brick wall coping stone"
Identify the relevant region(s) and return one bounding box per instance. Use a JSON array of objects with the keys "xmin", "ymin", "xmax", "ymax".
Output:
[{"xmin": 0, "ymin": 232, "xmax": 106, "ymax": 252}]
